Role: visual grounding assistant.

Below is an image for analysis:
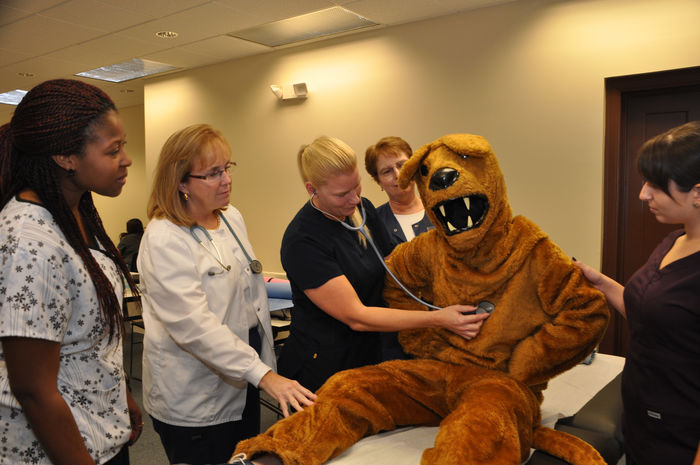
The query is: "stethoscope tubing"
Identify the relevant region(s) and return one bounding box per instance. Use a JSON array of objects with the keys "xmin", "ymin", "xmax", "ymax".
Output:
[
  {"xmin": 189, "ymin": 213, "xmax": 262, "ymax": 275},
  {"xmin": 190, "ymin": 224, "xmax": 231, "ymax": 274},
  {"xmin": 338, "ymin": 201, "xmax": 442, "ymax": 311},
  {"xmin": 334, "ymin": 200, "xmax": 494, "ymax": 316}
]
